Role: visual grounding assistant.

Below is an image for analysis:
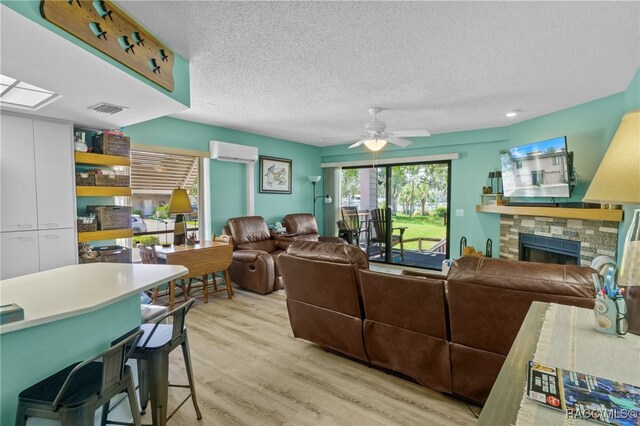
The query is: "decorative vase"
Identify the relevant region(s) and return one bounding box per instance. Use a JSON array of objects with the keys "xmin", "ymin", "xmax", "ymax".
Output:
[{"xmin": 619, "ymin": 209, "xmax": 640, "ymax": 335}]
